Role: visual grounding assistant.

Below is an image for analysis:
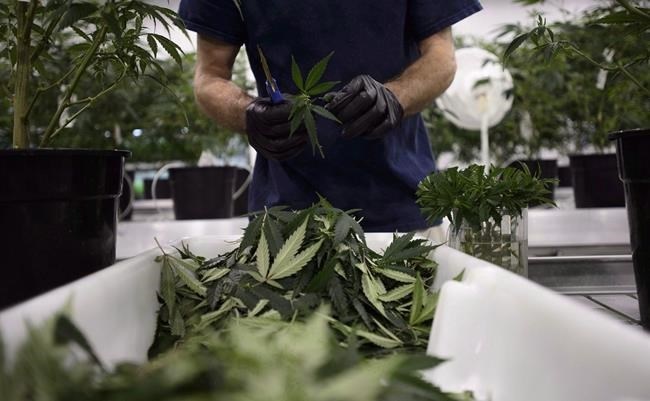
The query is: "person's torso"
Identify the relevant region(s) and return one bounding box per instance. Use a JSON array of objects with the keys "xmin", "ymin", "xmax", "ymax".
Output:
[{"xmin": 241, "ymin": 0, "xmax": 437, "ymax": 231}]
